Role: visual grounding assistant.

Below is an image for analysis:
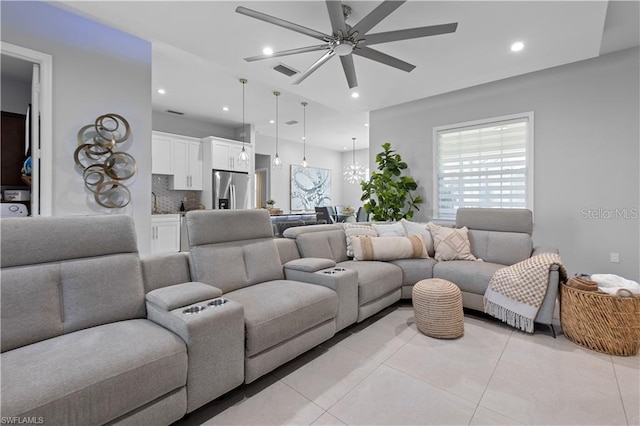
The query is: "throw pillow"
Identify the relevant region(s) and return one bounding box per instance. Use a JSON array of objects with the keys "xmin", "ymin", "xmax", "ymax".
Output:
[
  {"xmin": 400, "ymin": 219, "xmax": 435, "ymax": 257},
  {"xmin": 427, "ymin": 223, "xmax": 477, "ymax": 261},
  {"xmin": 344, "ymin": 224, "xmax": 377, "ymax": 258},
  {"xmin": 372, "ymin": 222, "xmax": 406, "ymax": 237},
  {"xmin": 352, "ymin": 235, "xmax": 428, "ymax": 261}
]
